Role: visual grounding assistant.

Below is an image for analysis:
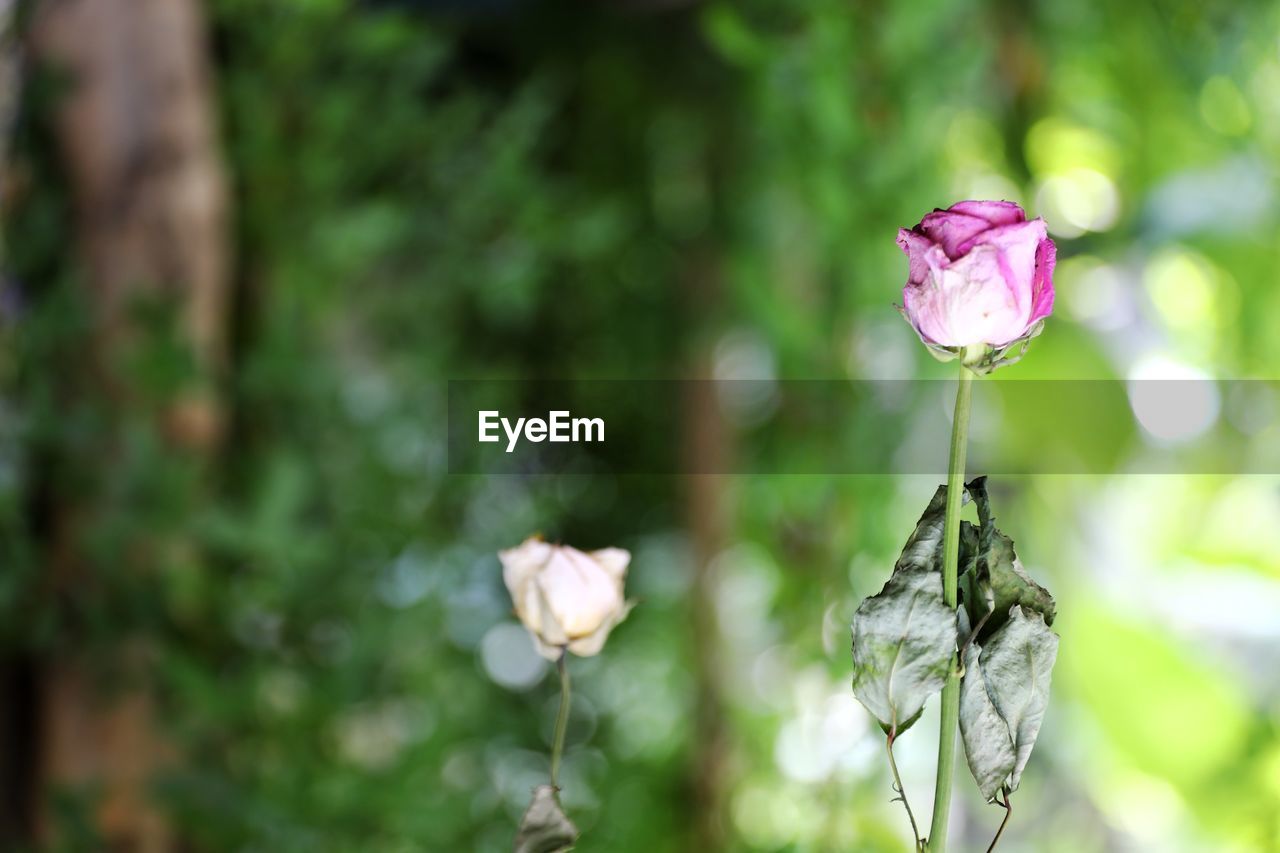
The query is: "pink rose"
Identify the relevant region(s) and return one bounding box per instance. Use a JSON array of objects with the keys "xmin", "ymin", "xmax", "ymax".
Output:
[{"xmin": 897, "ymin": 200, "xmax": 1055, "ymax": 354}]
